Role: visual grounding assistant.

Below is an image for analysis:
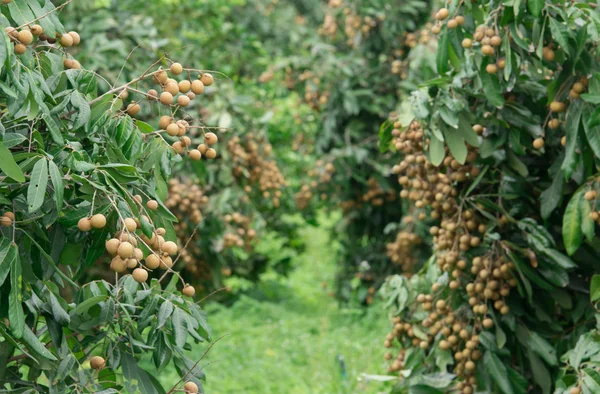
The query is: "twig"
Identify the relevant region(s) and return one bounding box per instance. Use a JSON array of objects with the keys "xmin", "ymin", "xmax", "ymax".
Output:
[{"xmin": 16, "ymin": 0, "xmax": 77, "ymax": 30}]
